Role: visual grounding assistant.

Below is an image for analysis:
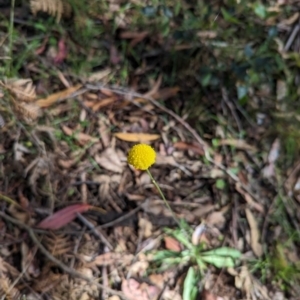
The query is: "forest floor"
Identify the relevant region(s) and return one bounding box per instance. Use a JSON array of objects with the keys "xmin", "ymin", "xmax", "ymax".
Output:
[{"xmin": 1, "ymin": 1, "xmax": 300, "ymax": 299}]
